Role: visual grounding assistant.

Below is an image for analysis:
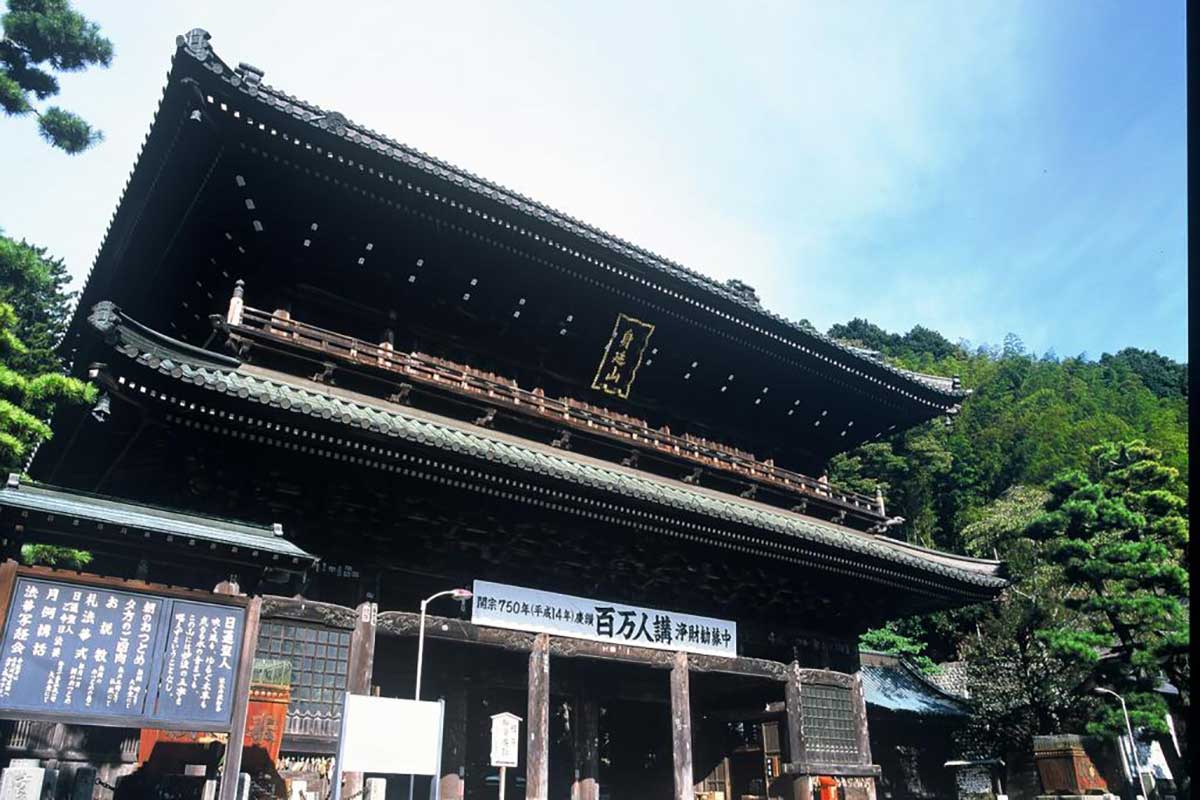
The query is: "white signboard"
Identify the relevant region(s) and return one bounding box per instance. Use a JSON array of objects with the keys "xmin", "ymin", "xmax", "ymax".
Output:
[
  {"xmin": 490, "ymin": 712, "xmax": 521, "ymax": 767},
  {"xmin": 340, "ymin": 695, "xmax": 443, "ymax": 774},
  {"xmin": 471, "ymin": 580, "xmax": 737, "ymax": 658}
]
